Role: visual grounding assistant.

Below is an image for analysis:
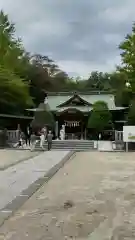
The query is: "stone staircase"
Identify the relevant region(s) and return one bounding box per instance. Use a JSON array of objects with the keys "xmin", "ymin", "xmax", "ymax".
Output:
[{"xmin": 35, "ymin": 140, "xmax": 95, "ymax": 151}]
